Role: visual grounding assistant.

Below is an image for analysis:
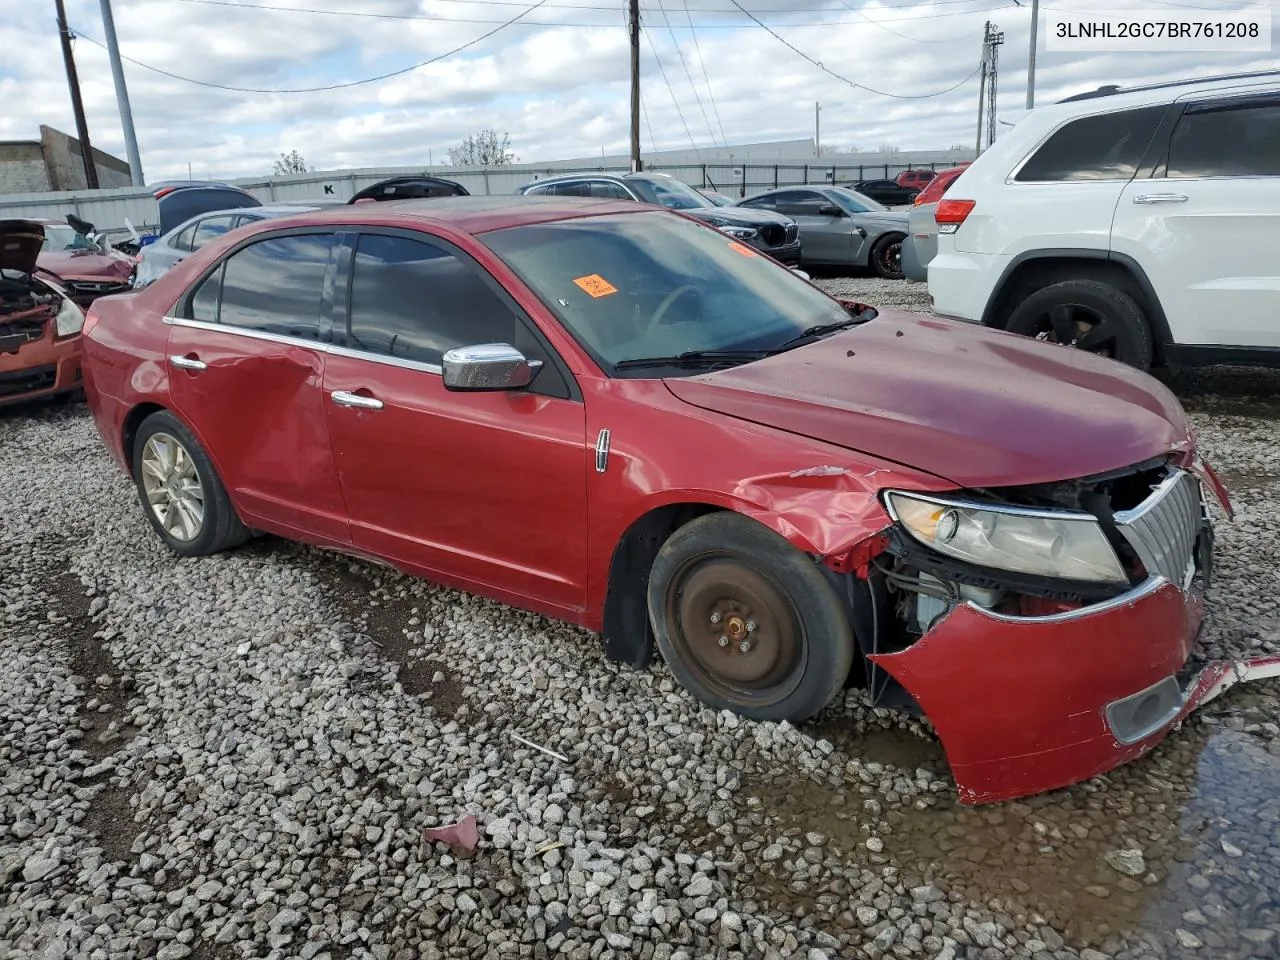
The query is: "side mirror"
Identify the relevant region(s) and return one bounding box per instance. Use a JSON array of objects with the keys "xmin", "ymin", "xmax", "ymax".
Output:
[
  {"xmin": 817, "ymin": 203, "xmax": 844, "ymax": 217},
  {"xmin": 442, "ymin": 342, "xmax": 542, "ymax": 392}
]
